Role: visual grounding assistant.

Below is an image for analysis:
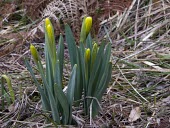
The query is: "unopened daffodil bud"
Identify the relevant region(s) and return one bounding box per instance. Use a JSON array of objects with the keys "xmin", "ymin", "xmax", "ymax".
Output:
[
  {"xmin": 45, "ymin": 18, "xmax": 51, "ymax": 28},
  {"xmin": 85, "ymin": 48, "xmax": 91, "ymax": 63},
  {"xmin": 45, "ymin": 18, "xmax": 54, "ymax": 43},
  {"xmin": 85, "ymin": 16, "xmax": 92, "ymax": 36},
  {"xmin": 30, "ymin": 44, "xmax": 39, "ymax": 63},
  {"xmin": 44, "ymin": 18, "xmax": 57, "ymax": 71},
  {"xmin": 80, "ymin": 16, "xmax": 92, "ymax": 43},
  {"xmin": 91, "ymin": 43, "xmax": 98, "ymax": 68},
  {"xmin": 46, "ymin": 24, "xmax": 53, "ymax": 42},
  {"xmin": 92, "ymin": 43, "xmax": 98, "ymax": 51}
]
